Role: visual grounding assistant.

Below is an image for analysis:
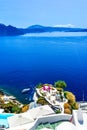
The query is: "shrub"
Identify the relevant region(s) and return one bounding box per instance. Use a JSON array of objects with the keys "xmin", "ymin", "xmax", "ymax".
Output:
[
  {"xmin": 36, "ymin": 83, "xmax": 43, "ymax": 88},
  {"xmin": 37, "ymin": 97, "xmax": 48, "ymax": 105},
  {"xmin": 12, "ymin": 105, "xmax": 21, "ymax": 113},
  {"xmin": 55, "ymin": 109, "xmax": 61, "ymax": 114},
  {"xmin": 54, "ymin": 80, "xmax": 67, "ymax": 90},
  {"xmin": 71, "ymin": 102, "xmax": 79, "ymax": 110},
  {"xmin": 2, "ymin": 101, "xmax": 22, "ymax": 113},
  {"xmin": 22, "ymin": 104, "xmax": 29, "ymax": 112},
  {"xmin": 64, "ymin": 91, "xmax": 76, "ymax": 105},
  {"xmin": 56, "ymin": 87, "xmax": 63, "ymax": 92},
  {"xmin": 64, "ymin": 108, "xmax": 72, "ymax": 114},
  {"xmin": 64, "ymin": 103, "xmax": 71, "ymax": 109}
]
